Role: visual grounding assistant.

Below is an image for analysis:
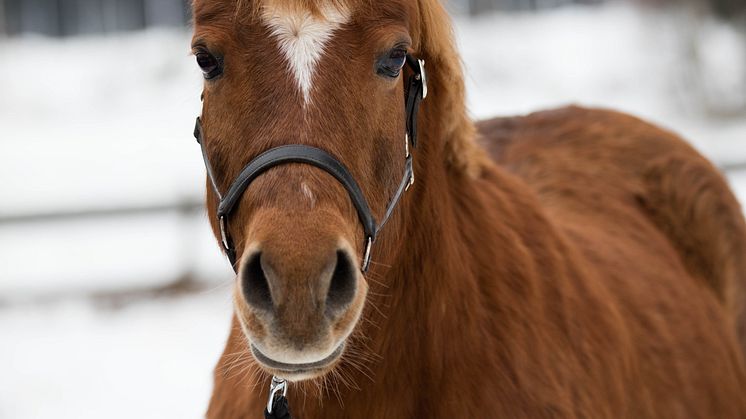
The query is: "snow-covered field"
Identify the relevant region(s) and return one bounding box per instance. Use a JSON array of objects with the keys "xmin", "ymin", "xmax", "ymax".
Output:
[
  {"xmin": 1, "ymin": 3, "xmax": 745, "ymax": 418},
  {"xmin": 0, "ymin": 292, "xmax": 233, "ymax": 419}
]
